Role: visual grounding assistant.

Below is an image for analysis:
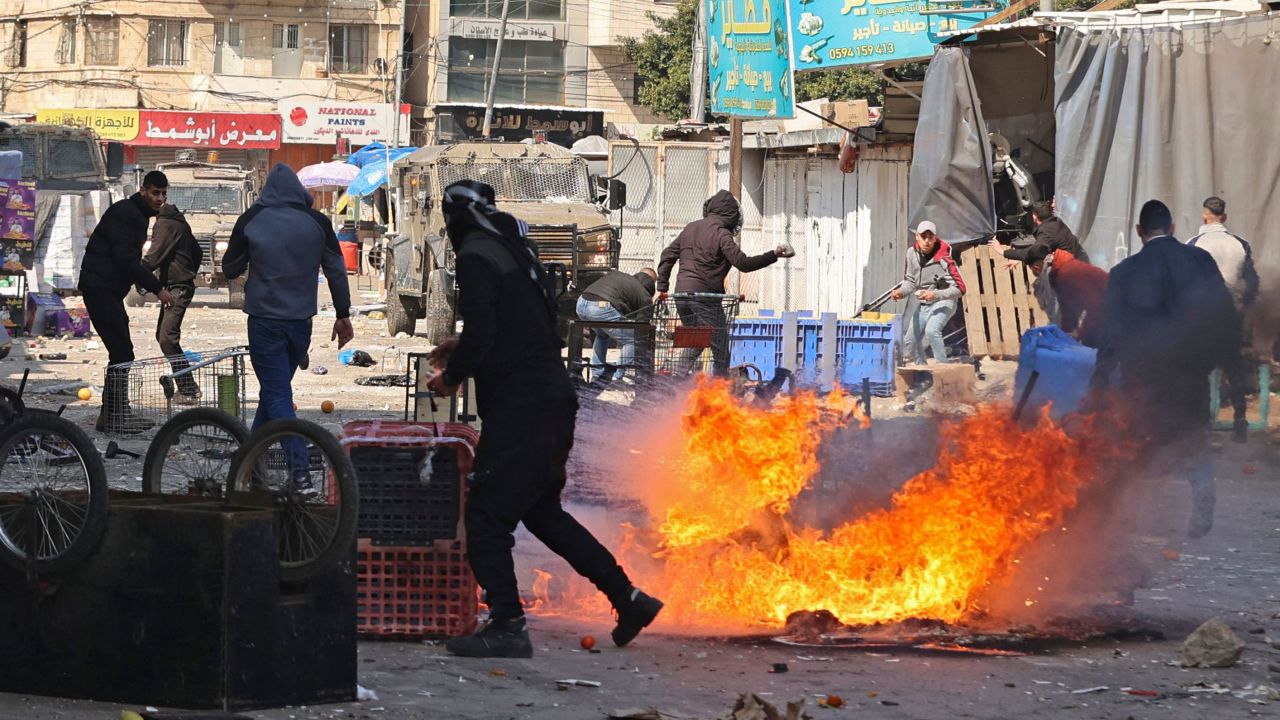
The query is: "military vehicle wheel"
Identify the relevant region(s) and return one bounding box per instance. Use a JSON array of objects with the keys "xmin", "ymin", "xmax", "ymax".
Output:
[
  {"xmin": 227, "ymin": 279, "xmax": 245, "ymax": 309},
  {"xmin": 384, "ymin": 267, "xmax": 418, "ymax": 337},
  {"xmin": 125, "ymin": 291, "xmax": 148, "ymax": 307},
  {"xmin": 423, "ymin": 268, "xmax": 455, "ymax": 345}
]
